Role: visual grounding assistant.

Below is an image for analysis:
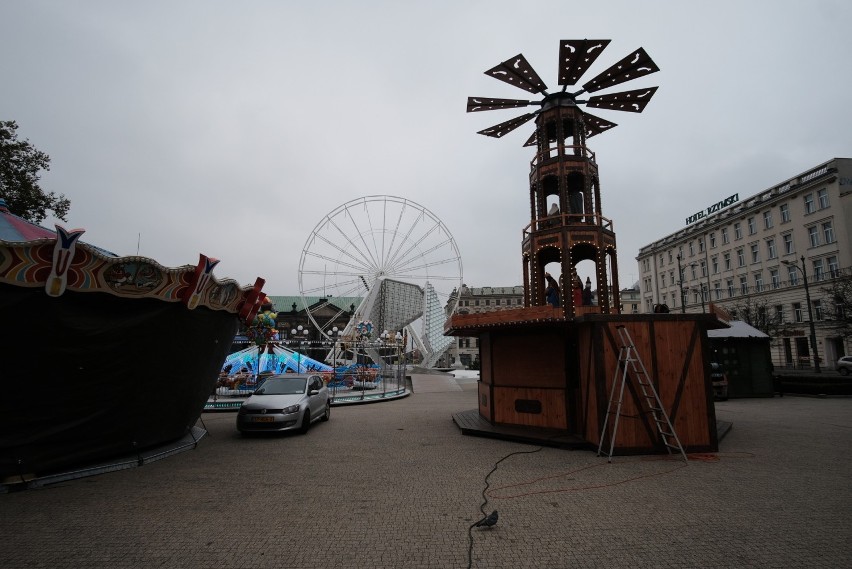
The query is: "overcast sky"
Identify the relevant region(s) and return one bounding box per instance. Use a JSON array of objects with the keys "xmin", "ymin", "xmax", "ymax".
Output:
[{"xmin": 3, "ymin": 0, "xmax": 850, "ymax": 297}]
